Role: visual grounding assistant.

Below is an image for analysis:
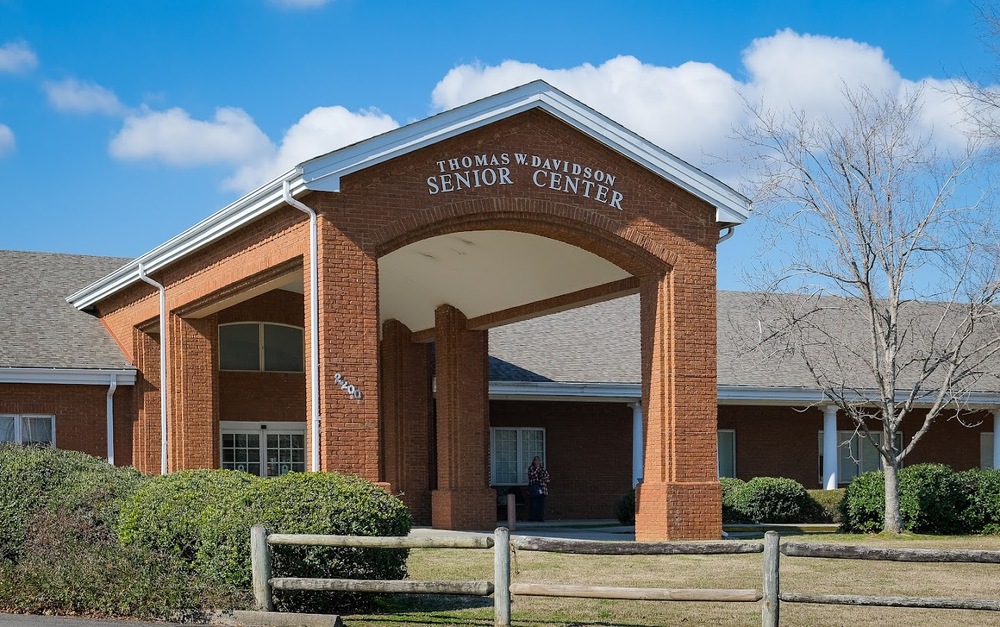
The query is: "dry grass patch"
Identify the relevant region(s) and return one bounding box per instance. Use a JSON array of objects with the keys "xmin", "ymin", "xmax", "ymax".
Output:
[{"xmin": 343, "ymin": 534, "xmax": 1000, "ymax": 626}]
